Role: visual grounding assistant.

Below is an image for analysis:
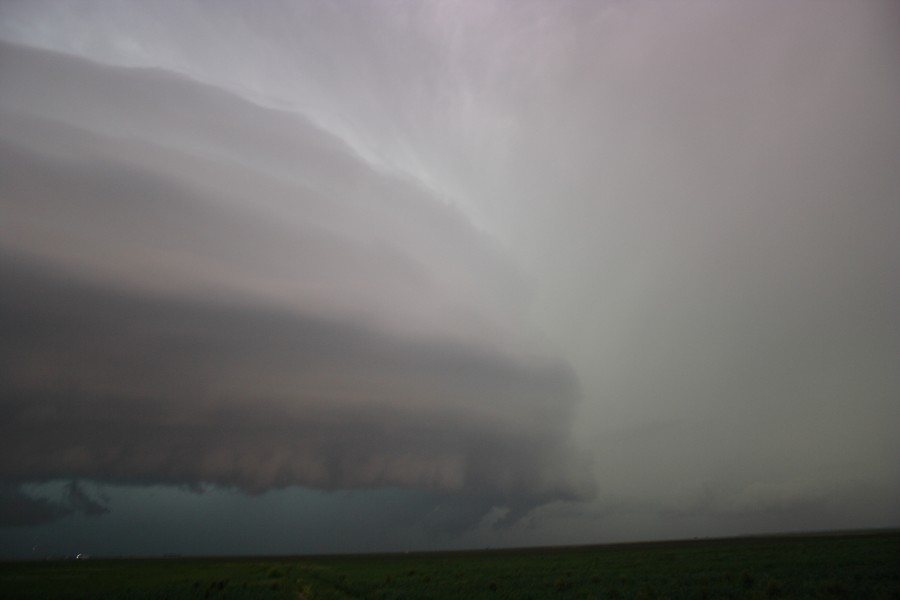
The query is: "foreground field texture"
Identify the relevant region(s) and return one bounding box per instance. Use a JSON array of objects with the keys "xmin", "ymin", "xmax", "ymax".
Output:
[{"xmin": 2, "ymin": 531, "xmax": 898, "ymax": 599}]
